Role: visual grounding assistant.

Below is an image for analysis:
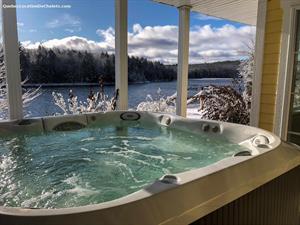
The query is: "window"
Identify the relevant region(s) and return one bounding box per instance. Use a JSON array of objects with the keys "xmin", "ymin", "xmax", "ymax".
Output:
[
  {"xmin": 15, "ymin": 0, "xmax": 114, "ymax": 118},
  {"xmin": 287, "ymin": 11, "xmax": 300, "ymax": 145}
]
